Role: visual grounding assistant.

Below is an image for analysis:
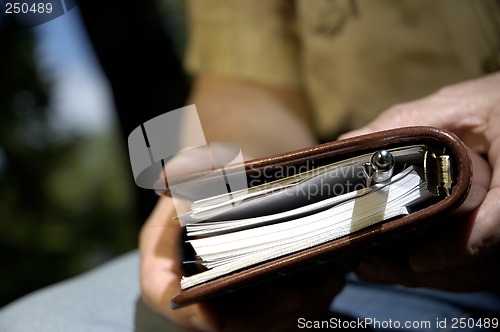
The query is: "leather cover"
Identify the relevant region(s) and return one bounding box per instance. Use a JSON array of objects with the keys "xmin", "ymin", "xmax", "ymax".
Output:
[{"xmin": 169, "ymin": 127, "xmax": 476, "ymax": 308}]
